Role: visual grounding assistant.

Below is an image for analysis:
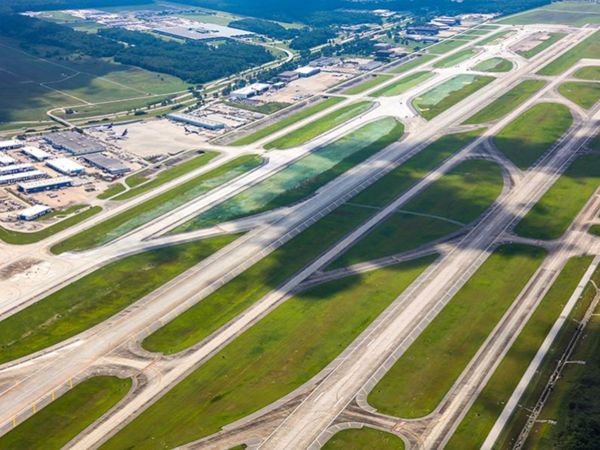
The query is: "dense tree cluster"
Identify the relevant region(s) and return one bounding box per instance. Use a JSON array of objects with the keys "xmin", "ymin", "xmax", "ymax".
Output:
[
  {"xmin": 228, "ymin": 18, "xmax": 296, "ymax": 40},
  {"xmin": 289, "ymin": 27, "xmax": 336, "ymax": 50}
]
